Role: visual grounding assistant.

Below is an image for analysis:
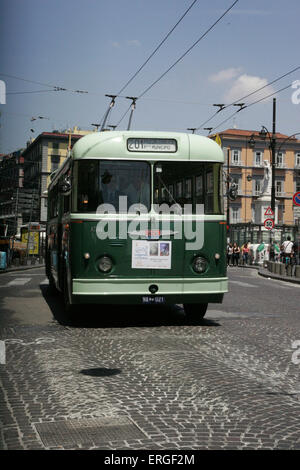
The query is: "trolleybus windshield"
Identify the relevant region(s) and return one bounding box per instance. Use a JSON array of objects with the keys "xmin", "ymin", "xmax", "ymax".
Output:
[
  {"xmin": 153, "ymin": 161, "xmax": 223, "ymax": 215},
  {"xmin": 72, "ymin": 160, "xmax": 150, "ymax": 213}
]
